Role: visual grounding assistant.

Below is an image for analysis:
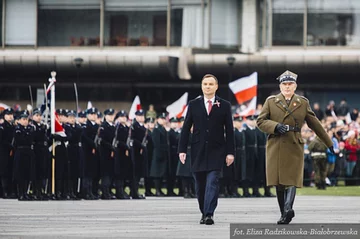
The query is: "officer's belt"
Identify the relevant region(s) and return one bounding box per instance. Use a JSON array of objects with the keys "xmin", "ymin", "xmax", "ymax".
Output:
[
  {"xmin": 284, "ymin": 125, "xmax": 300, "ymax": 132},
  {"xmin": 236, "ymin": 147, "xmax": 245, "ymax": 150},
  {"xmin": 311, "ymin": 152, "xmax": 327, "ymax": 157},
  {"xmin": 35, "ymin": 142, "xmax": 47, "ymax": 146},
  {"xmin": 69, "ymin": 142, "xmax": 82, "ymax": 147}
]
